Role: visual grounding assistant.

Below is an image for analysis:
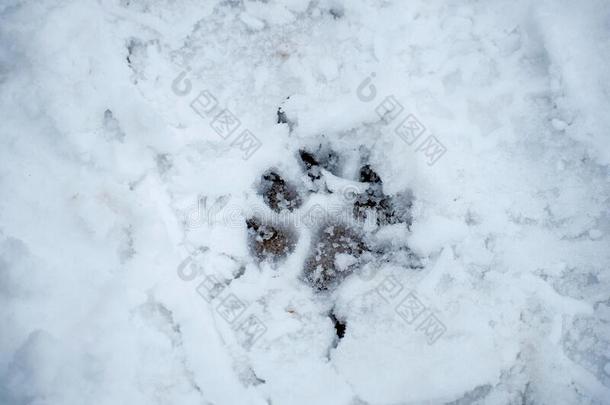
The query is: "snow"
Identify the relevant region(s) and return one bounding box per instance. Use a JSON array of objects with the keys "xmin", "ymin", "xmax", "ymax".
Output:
[{"xmin": 1, "ymin": 0, "xmax": 609, "ymax": 404}]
